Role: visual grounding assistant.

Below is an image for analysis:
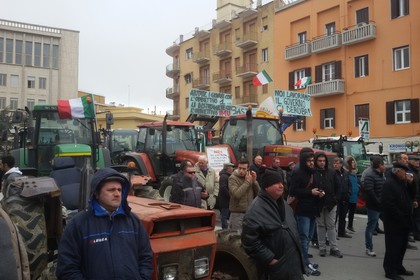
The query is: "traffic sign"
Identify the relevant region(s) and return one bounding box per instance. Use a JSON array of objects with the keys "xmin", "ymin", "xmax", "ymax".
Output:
[{"xmin": 359, "ymin": 119, "xmax": 370, "ymax": 139}]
